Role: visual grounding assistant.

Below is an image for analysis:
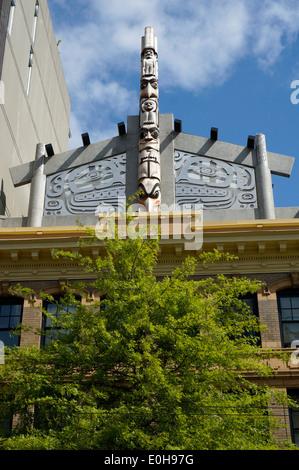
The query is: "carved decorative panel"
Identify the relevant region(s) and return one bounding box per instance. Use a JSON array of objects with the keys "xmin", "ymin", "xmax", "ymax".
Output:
[
  {"xmin": 175, "ymin": 151, "xmax": 257, "ymax": 210},
  {"xmin": 44, "ymin": 154, "xmax": 126, "ymax": 216}
]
